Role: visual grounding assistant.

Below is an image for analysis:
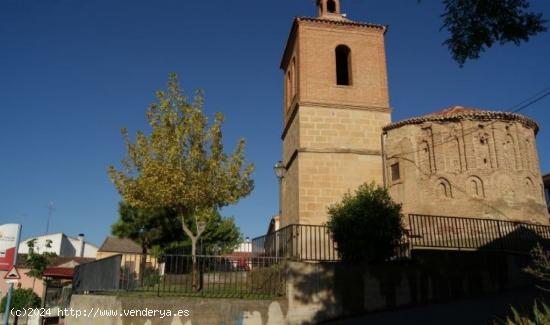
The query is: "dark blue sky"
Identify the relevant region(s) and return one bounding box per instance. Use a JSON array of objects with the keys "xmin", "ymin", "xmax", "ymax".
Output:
[{"xmin": 1, "ymin": 0, "xmax": 549, "ymax": 247}]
